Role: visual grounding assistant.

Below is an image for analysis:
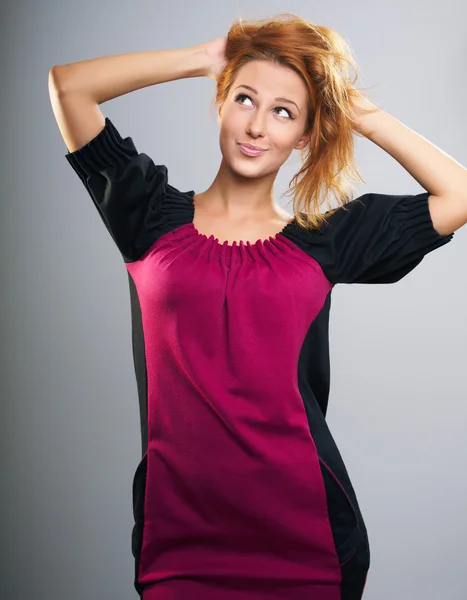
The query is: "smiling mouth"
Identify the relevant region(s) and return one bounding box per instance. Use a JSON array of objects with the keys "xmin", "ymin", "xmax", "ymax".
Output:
[
  {"xmin": 238, "ymin": 143, "xmax": 267, "ymax": 151},
  {"xmin": 238, "ymin": 143, "xmax": 267, "ymax": 156}
]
